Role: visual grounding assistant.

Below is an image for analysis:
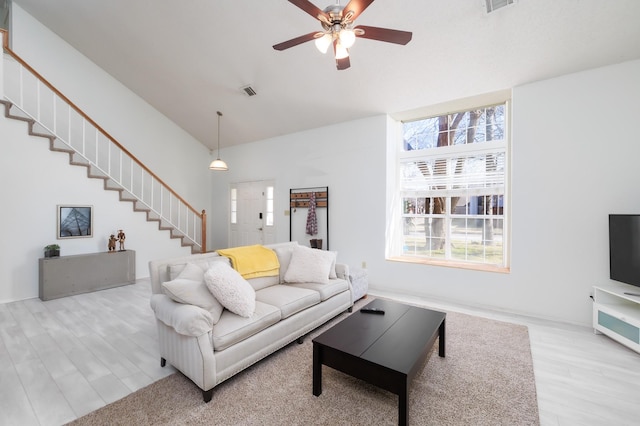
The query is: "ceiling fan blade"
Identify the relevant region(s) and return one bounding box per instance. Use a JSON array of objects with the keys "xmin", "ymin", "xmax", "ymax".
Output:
[
  {"xmin": 336, "ymin": 56, "xmax": 351, "ymax": 70},
  {"xmin": 354, "ymin": 25, "xmax": 412, "ymax": 45},
  {"xmin": 343, "ymin": 0, "xmax": 375, "ymax": 22},
  {"xmin": 288, "ymin": 0, "xmax": 329, "ymax": 21},
  {"xmin": 273, "ymin": 32, "xmax": 320, "ymax": 51}
]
